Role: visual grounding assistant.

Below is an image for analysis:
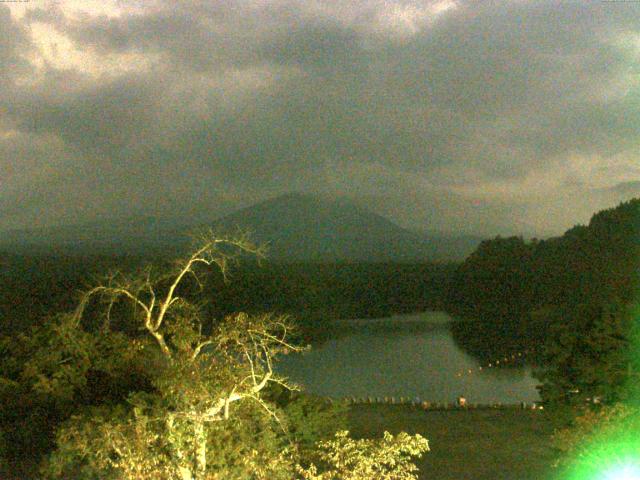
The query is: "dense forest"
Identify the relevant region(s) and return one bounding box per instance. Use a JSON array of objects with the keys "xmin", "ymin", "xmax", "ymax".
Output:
[
  {"xmin": 446, "ymin": 198, "xmax": 640, "ymax": 406},
  {"xmin": 206, "ymin": 261, "xmax": 455, "ymax": 340},
  {"xmin": 0, "ymin": 253, "xmax": 455, "ymax": 338}
]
